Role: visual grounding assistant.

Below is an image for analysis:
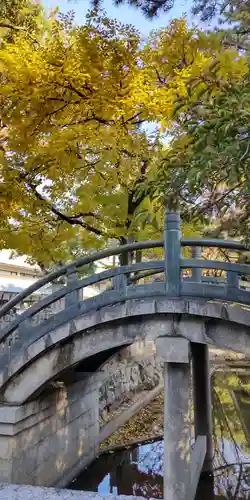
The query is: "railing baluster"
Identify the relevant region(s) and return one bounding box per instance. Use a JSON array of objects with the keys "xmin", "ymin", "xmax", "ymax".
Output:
[
  {"xmin": 18, "ymin": 318, "xmax": 32, "ymax": 340},
  {"xmin": 164, "ymin": 211, "xmax": 181, "ymax": 296},
  {"xmin": 65, "ymin": 268, "xmax": 82, "ymax": 307},
  {"xmin": 112, "ymin": 274, "xmax": 127, "ymax": 294},
  {"xmin": 227, "ymin": 270, "xmax": 239, "ymax": 290},
  {"xmin": 191, "ymin": 247, "xmax": 202, "ymax": 283}
]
